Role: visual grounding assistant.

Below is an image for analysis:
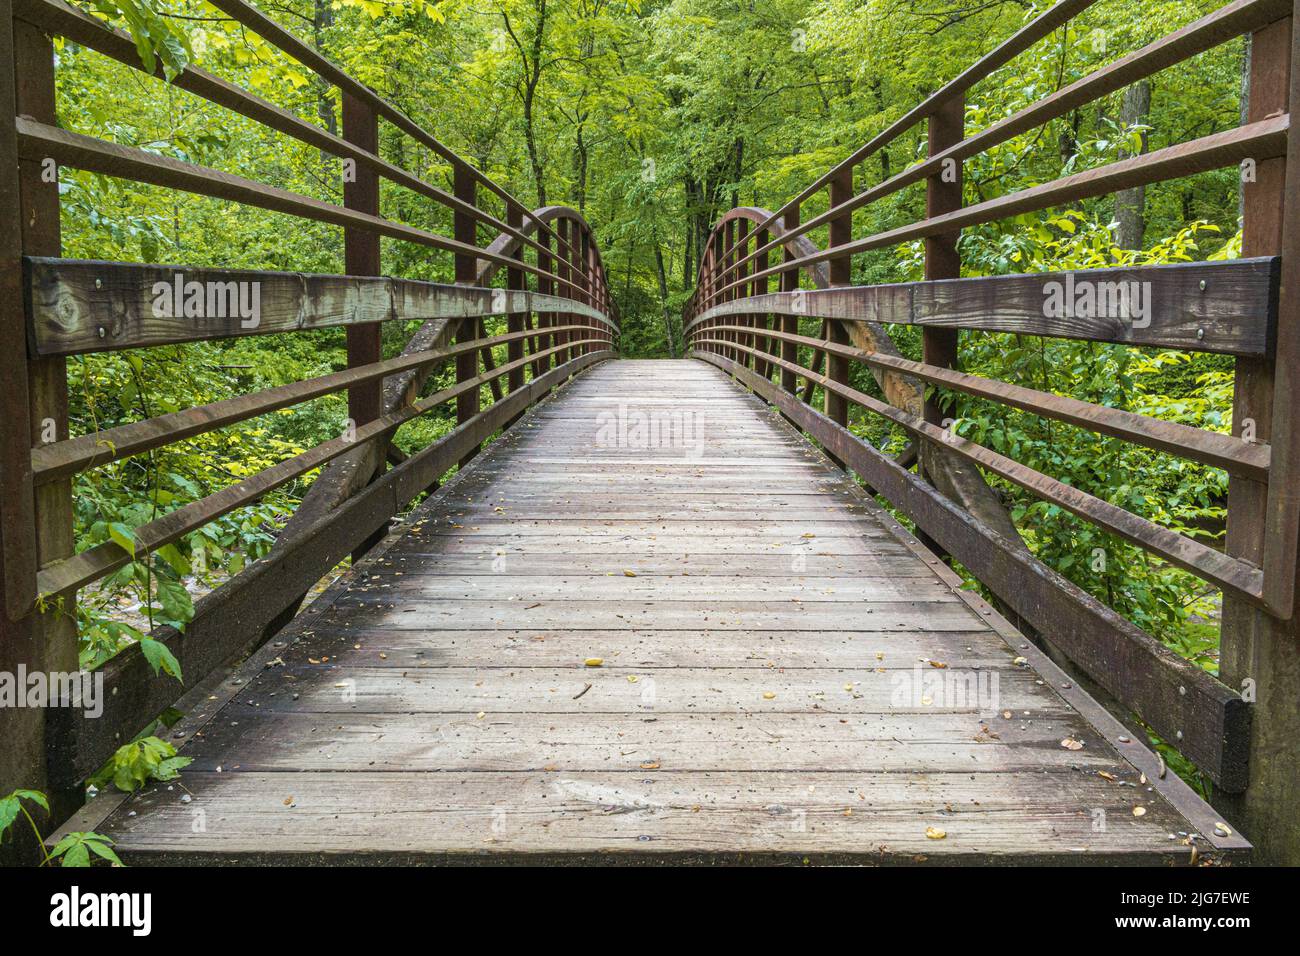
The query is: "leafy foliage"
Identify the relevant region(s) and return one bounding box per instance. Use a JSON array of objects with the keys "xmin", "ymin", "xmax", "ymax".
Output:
[
  {"xmin": 48, "ymin": 831, "xmax": 123, "ymax": 868},
  {"xmin": 93, "ymin": 736, "xmax": 193, "ymax": 793},
  {"xmin": 1, "ymin": 789, "xmax": 119, "ymax": 867},
  {"xmin": 0, "ymin": 789, "xmax": 50, "ymax": 842}
]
